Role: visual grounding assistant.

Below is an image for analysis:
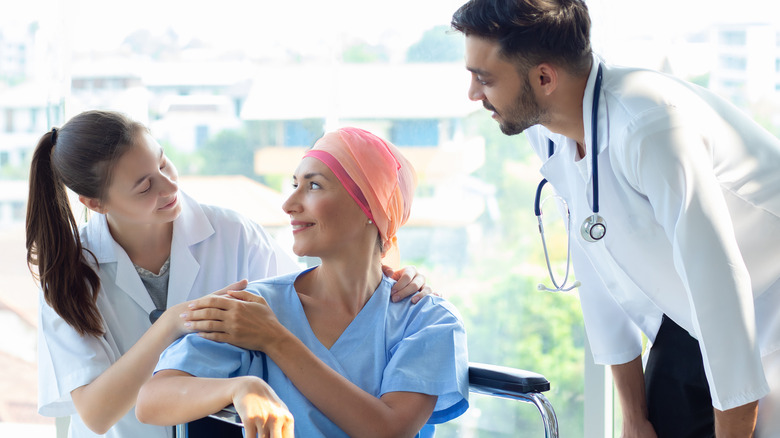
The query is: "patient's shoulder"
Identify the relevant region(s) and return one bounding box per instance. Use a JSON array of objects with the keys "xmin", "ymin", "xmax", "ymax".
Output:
[
  {"xmin": 390, "ymin": 293, "xmax": 465, "ymax": 336},
  {"xmin": 245, "ymin": 270, "xmax": 300, "ymax": 300}
]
